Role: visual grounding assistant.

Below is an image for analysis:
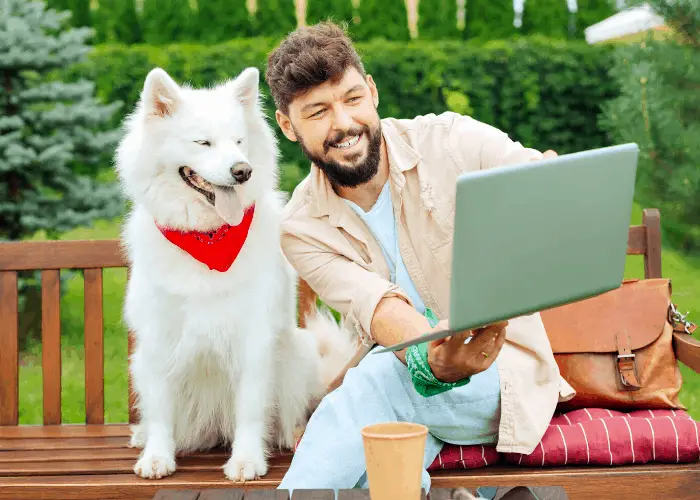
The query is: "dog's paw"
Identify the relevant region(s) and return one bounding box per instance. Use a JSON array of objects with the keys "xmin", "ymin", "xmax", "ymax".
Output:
[
  {"xmin": 133, "ymin": 453, "xmax": 176, "ymax": 479},
  {"xmin": 223, "ymin": 451, "xmax": 268, "ymax": 482},
  {"xmin": 128, "ymin": 424, "xmax": 147, "ymax": 449}
]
